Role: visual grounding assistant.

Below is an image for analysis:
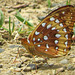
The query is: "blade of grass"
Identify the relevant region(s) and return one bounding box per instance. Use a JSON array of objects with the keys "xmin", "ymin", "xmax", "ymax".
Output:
[
  {"xmin": 9, "ymin": 16, "xmax": 11, "ymax": 35},
  {"xmin": 0, "ymin": 10, "xmax": 4, "ymax": 28},
  {"xmin": 18, "ymin": 24, "xmax": 23, "ymax": 32},
  {"xmin": 12, "ymin": 19, "xmax": 15, "ymax": 32},
  {"xmin": 1, "ymin": 27, "xmax": 9, "ymax": 31},
  {"xmin": 66, "ymin": 0, "xmax": 71, "ymax": 5},
  {"xmin": 47, "ymin": 0, "xmax": 51, "ymax": 8}
]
